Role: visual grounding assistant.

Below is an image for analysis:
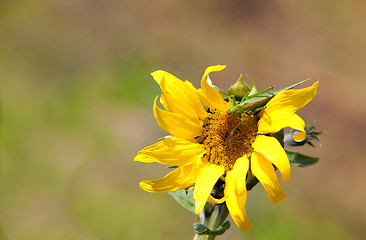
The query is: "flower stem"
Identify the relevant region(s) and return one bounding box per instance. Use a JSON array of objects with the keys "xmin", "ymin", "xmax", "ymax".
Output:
[{"xmin": 193, "ymin": 204, "xmax": 229, "ymax": 240}]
